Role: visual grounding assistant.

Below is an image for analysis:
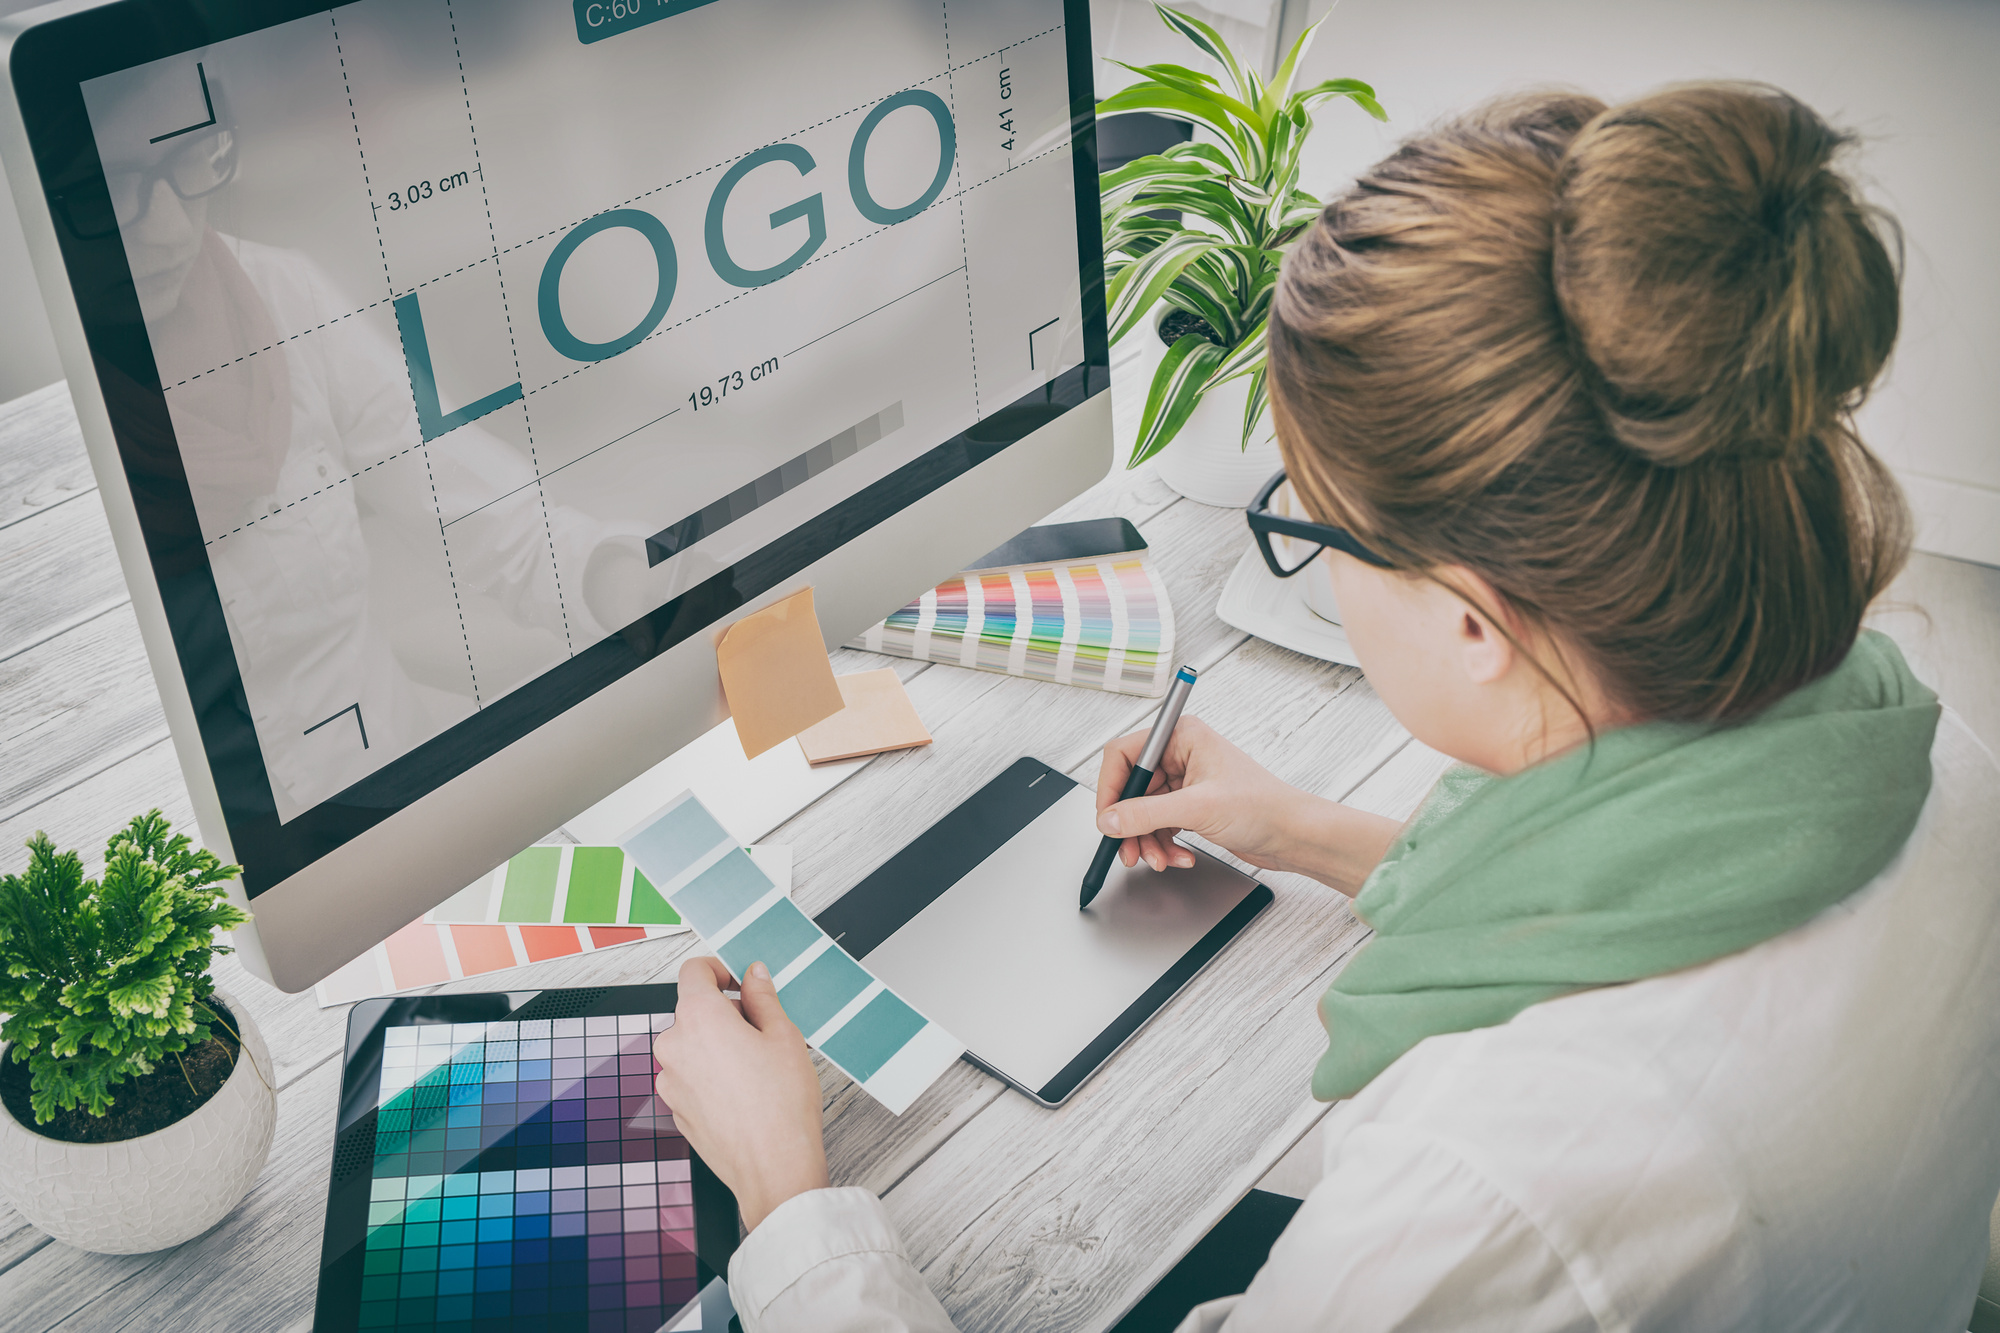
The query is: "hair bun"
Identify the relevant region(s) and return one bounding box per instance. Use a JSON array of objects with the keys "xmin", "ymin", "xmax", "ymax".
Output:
[{"xmin": 1551, "ymin": 83, "xmax": 1899, "ymax": 467}]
